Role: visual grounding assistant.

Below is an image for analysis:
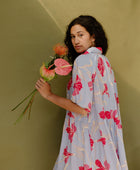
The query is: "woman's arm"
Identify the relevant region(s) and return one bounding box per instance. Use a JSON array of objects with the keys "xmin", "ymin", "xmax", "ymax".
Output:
[{"xmin": 35, "ymin": 78, "xmax": 88, "ymax": 115}]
